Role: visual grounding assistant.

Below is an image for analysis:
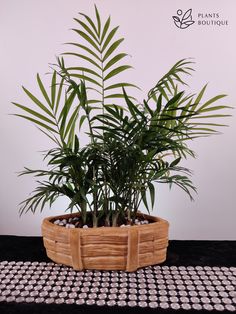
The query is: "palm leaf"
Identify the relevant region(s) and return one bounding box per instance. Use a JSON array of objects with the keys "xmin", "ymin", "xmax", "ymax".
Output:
[
  {"xmin": 94, "ymin": 4, "xmax": 101, "ymax": 37},
  {"xmin": 12, "ymin": 102, "xmax": 56, "ymax": 125},
  {"xmin": 101, "ymin": 26, "xmax": 119, "ymax": 52},
  {"xmin": 65, "ymin": 43, "xmax": 101, "ymax": 61},
  {"xmin": 72, "ymin": 29, "xmax": 100, "ymax": 52},
  {"xmin": 103, "ymin": 53, "xmax": 128, "ymax": 71},
  {"xmin": 67, "ymin": 67, "xmax": 102, "ymax": 79},
  {"xmin": 104, "ymin": 65, "xmax": 132, "ymax": 81},
  {"xmin": 63, "ymin": 53, "xmax": 102, "ymax": 70},
  {"xmin": 148, "ymin": 58, "xmax": 194, "ymax": 100},
  {"xmin": 37, "ymin": 74, "xmax": 52, "ymax": 108},
  {"xmin": 104, "ymin": 83, "xmax": 140, "ymax": 91},
  {"xmin": 74, "ymin": 18, "xmax": 99, "ymax": 44},
  {"xmin": 79, "ymin": 12, "xmax": 98, "ymax": 37},
  {"xmin": 198, "ymin": 95, "xmax": 227, "ymax": 111},
  {"xmin": 102, "ymin": 38, "xmax": 124, "ymax": 61},
  {"xmin": 55, "ymin": 78, "xmax": 65, "ymax": 115},
  {"xmin": 22, "ymin": 86, "xmax": 54, "ymax": 118},
  {"xmin": 51, "ymin": 71, "xmax": 57, "ymax": 107},
  {"xmin": 100, "ymin": 16, "xmax": 111, "ymax": 43},
  {"xmin": 69, "ymin": 73, "xmax": 102, "ymax": 87},
  {"xmin": 13, "ymin": 114, "xmax": 57, "ymax": 134},
  {"xmin": 64, "ymin": 105, "xmax": 79, "ymax": 139}
]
